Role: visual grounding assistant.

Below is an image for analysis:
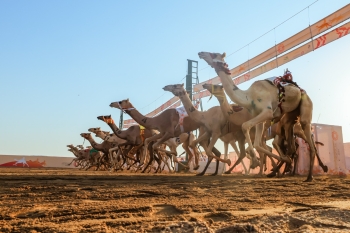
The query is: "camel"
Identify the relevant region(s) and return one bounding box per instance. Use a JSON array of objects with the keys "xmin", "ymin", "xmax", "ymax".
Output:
[
  {"xmin": 199, "ymin": 51, "xmax": 316, "ymax": 182},
  {"xmin": 203, "ymin": 84, "xmax": 274, "ymax": 176},
  {"xmin": 202, "ymin": 81, "xmax": 324, "ymax": 177},
  {"xmin": 67, "ymin": 144, "xmax": 102, "ymax": 170},
  {"xmin": 162, "ymin": 83, "xmax": 261, "ymax": 174},
  {"xmin": 109, "ymin": 100, "xmax": 223, "ymax": 170},
  {"xmin": 88, "ymin": 128, "xmax": 130, "ymax": 171},
  {"xmin": 96, "ymin": 115, "xmax": 167, "ymax": 173},
  {"xmin": 80, "ymin": 133, "xmax": 117, "ymax": 170}
]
